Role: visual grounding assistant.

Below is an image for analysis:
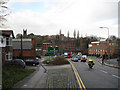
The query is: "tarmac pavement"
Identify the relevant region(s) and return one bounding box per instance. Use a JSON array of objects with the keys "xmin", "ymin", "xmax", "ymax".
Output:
[{"xmin": 96, "ymin": 57, "xmax": 120, "ymax": 69}]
